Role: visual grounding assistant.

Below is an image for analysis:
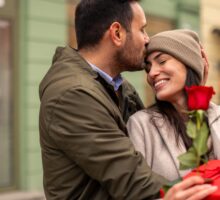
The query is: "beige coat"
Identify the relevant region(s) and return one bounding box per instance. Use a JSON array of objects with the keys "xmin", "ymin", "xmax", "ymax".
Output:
[{"xmin": 127, "ymin": 102, "xmax": 220, "ymax": 181}]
